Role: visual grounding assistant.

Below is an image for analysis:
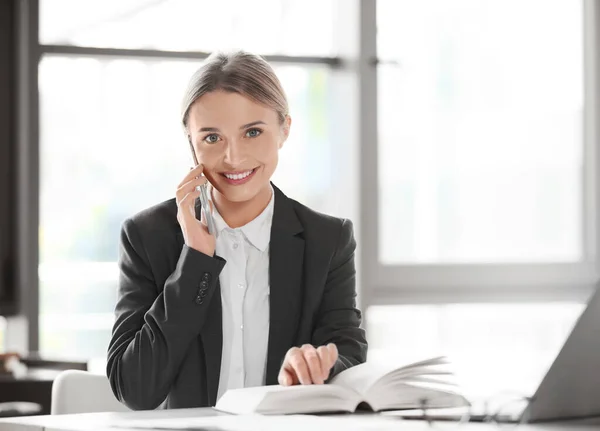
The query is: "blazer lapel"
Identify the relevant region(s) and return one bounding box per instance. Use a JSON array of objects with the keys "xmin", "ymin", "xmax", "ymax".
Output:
[{"xmin": 265, "ymin": 184, "xmax": 305, "ymax": 385}]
